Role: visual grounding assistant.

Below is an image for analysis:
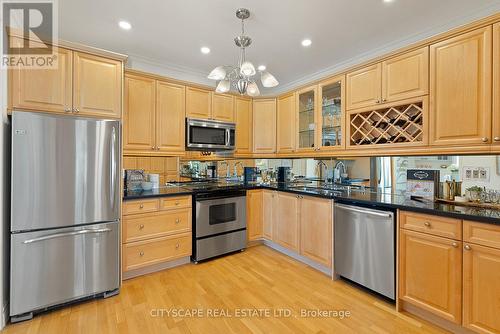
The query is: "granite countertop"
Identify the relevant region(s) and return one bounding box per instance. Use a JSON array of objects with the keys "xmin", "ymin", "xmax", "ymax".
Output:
[{"xmin": 123, "ymin": 182, "xmax": 500, "ymax": 225}]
